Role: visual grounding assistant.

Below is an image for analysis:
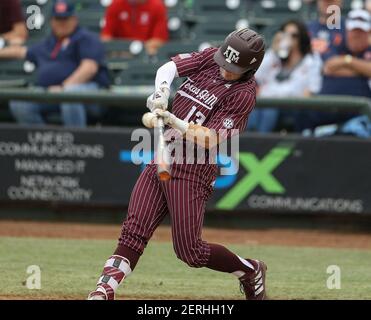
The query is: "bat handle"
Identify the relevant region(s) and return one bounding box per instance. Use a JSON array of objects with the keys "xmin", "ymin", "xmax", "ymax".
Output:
[
  {"xmin": 157, "ymin": 117, "xmax": 165, "ymax": 136},
  {"xmin": 156, "ymin": 116, "xmax": 171, "ymax": 181}
]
